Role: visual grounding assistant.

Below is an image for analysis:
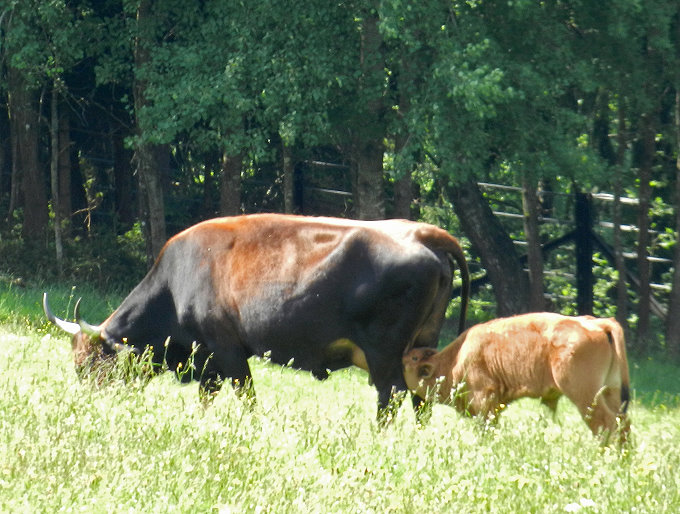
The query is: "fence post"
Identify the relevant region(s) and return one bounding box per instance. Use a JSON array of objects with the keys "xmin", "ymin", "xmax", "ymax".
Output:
[{"xmin": 575, "ymin": 192, "xmax": 593, "ymax": 315}]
